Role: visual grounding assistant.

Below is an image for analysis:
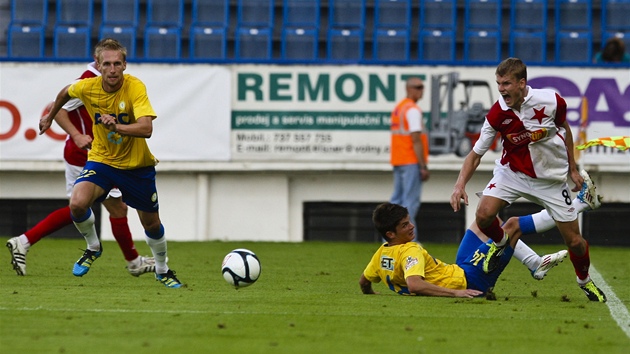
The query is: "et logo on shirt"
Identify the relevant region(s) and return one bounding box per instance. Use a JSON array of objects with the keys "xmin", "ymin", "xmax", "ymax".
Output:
[{"xmin": 380, "ymin": 256, "xmax": 394, "ymax": 271}]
